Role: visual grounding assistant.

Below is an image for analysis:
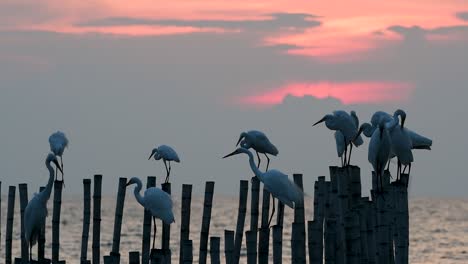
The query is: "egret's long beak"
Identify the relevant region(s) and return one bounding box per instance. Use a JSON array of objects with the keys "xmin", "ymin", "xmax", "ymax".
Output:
[
  {"xmin": 313, "ymin": 117, "xmax": 326, "ymax": 126},
  {"xmin": 148, "ymin": 152, "xmax": 154, "ymax": 160},
  {"xmin": 223, "ymin": 150, "xmax": 239, "ymax": 159},
  {"xmin": 53, "ymin": 160, "xmax": 63, "ymax": 174},
  {"xmin": 235, "ymin": 136, "xmax": 243, "ymax": 147}
]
